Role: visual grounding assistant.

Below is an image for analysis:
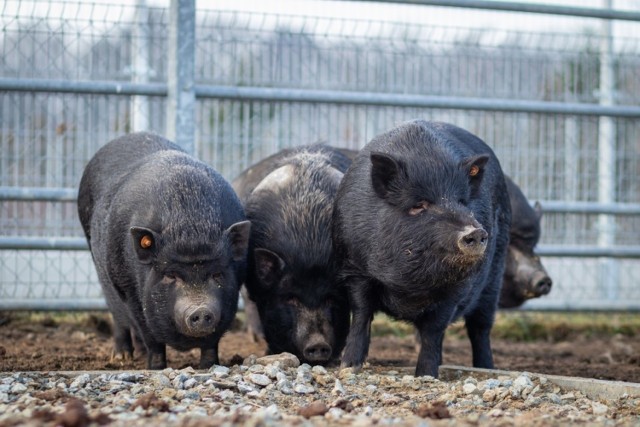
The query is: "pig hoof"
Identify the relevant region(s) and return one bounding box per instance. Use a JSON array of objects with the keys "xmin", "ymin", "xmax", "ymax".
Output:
[
  {"xmin": 339, "ymin": 363, "xmax": 362, "ymax": 374},
  {"xmin": 110, "ymin": 350, "xmax": 133, "ymax": 362},
  {"xmin": 198, "ymin": 348, "xmax": 219, "ymax": 369},
  {"xmin": 147, "ymin": 353, "xmax": 167, "ymax": 370},
  {"xmin": 247, "ymin": 329, "xmax": 265, "ymax": 344}
]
